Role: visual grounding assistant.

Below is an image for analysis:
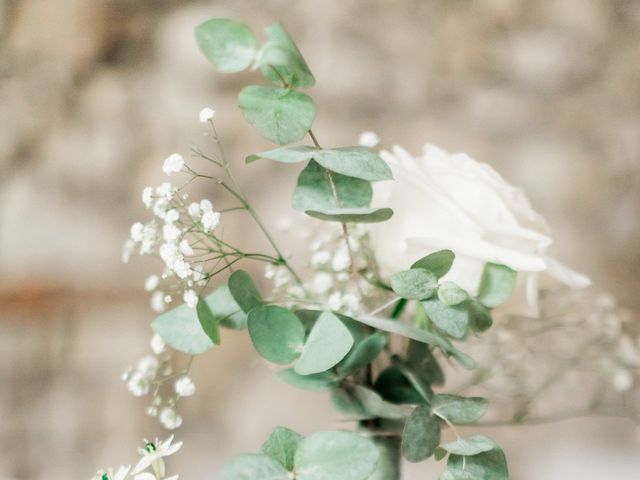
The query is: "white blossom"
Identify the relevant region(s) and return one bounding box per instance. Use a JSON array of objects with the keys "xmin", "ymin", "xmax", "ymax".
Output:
[
  {"xmin": 312, "ymin": 272, "xmax": 333, "ymax": 294},
  {"xmin": 145, "ymin": 275, "xmax": 160, "ymax": 292},
  {"xmin": 150, "ymin": 333, "xmax": 166, "ymax": 355},
  {"xmin": 131, "ymin": 222, "xmax": 145, "ymax": 242},
  {"xmin": 91, "ymin": 465, "xmax": 130, "ymax": 480},
  {"xmin": 122, "ymin": 239, "xmax": 135, "ymax": 264},
  {"xmin": 310, "ymin": 250, "xmax": 331, "ymax": 267},
  {"xmin": 162, "ymin": 154, "xmax": 185, "ymax": 176},
  {"xmin": 174, "ymin": 376, "xmax": 196, "ymax": 397},
  {"xmin": 187, "ymin": 202, "xmax": 201, "ymax": 217},
  {"xmin": 164, "ymin": 209, "xmax": 180, "ymax": 224},
  {"xmin": 331, "ymin": 247, "xmax": 351, "ymax": 272},
  {"xmin": 613, "ymin": 368, "xmax": 634, "ymax": 392},
  {"xmin": 199, "ymin": 199, "xmax": 213, "ymax": 212},
  {"xmin": 202, "ymin": 211, "xmax": 221, "ymax": 232},
  {"xmin": 183, "ymin": 290, "xmax": 198, "ymax": 308},
  {"xmin": 199, "ymin": 107, "xmax": 216, "ymax": 123},
  {"xmin": 173, "ymin": 260, "xmax": 191, "ymax": 279},
  {"xmin": 327, "ymin": 292, "xmax": 342, "ymax": 311},
  {"xmin": 358, "ymin": 130, "xmax": 380, "ymax": 148},
  {"xmin": 151, "ymin": 291, "xmax": 166, "ymax": 313},
  {"xmin": 162, "ymin": 224, "xmax": 181, "ymax": 242},
  {"xmin": 179, "ymin": 239, "xmax": 194, "ymax": 256},
  {"xmin": 159, "ymin": 408, "xmax": 183, "ymax": 430},
  {"xmin": 142, "ymin": 187, "xmax": 154, "ymax": 209},
  {"xmin": 132, "ymin": 435, "xmax": 182, "ymax": 476}
]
